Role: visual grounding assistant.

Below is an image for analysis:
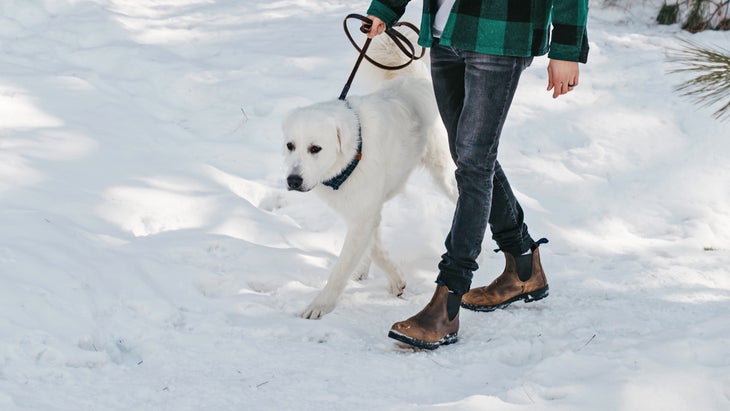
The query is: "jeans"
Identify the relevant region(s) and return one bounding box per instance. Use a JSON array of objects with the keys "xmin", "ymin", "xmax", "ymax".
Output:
[{"xmin": 431, "ymin": 39, "xmax": 536, "ymax": 296}]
